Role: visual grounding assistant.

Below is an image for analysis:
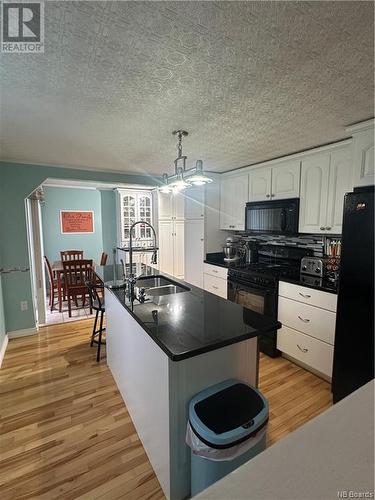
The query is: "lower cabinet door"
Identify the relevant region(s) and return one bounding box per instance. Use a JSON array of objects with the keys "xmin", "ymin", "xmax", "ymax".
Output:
[
  {"xmin": 173, "ymin": 220, "xmax": 185, "ymax": 279},
  {"xmin": 203, "ymin": 273, "xmax": 227, "ymax": 299},
  {"xmin": 277, "ymin": 325, "xmax": 334, "ymax": 377}
]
